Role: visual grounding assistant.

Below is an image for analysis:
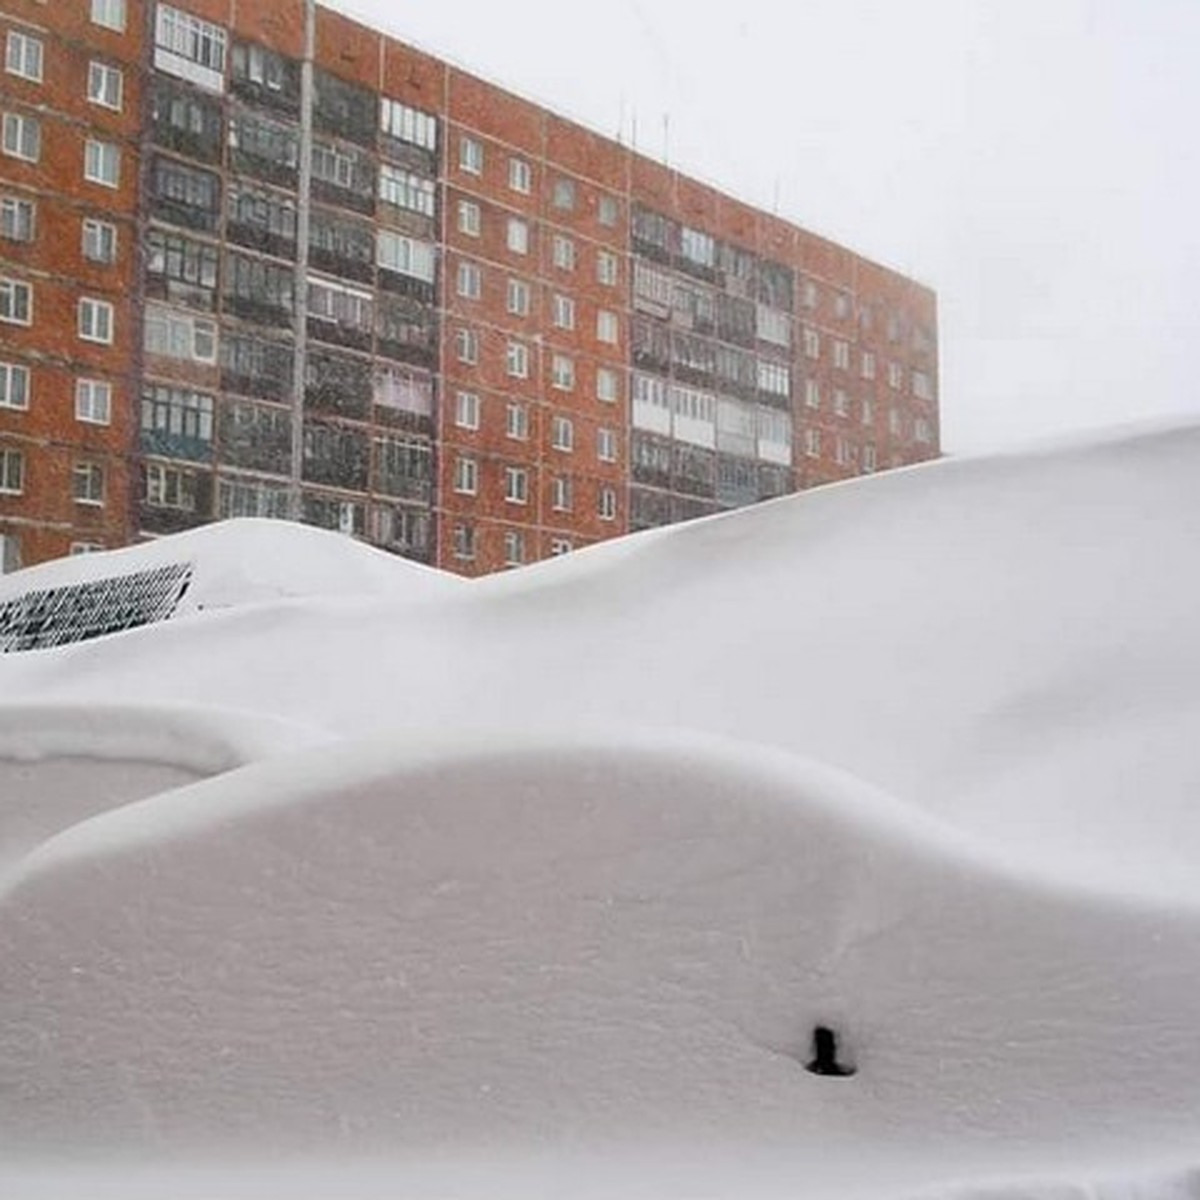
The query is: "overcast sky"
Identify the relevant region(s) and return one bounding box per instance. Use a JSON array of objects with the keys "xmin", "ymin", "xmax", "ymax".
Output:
[{"xmin": 329, "ymin": 0, "xmax": 1198, "ymax": 453}]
